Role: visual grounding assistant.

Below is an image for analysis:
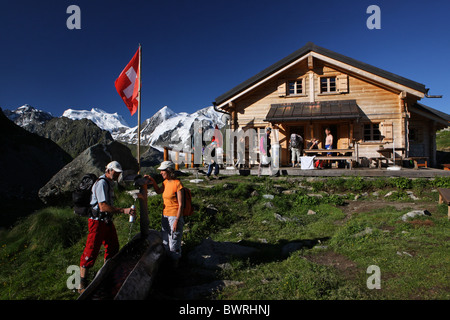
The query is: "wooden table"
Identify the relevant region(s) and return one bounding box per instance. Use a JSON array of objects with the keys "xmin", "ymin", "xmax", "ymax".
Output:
[
  {"xmin": 437, "ymin": 188, "xmax": 450, "ymax": 220},
  {"xmin": 377, "ymin": 148, "xmax": 405, "ymax": 166},
  {"xmin": 405, "ymin": 157, "xmax": 428, "ymax": 170},
  {"xmin": 304, "ymin": 149, "xmax": 355, "ymax": 169}
]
